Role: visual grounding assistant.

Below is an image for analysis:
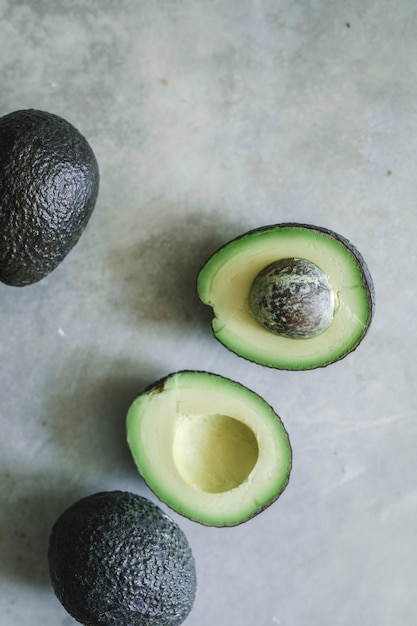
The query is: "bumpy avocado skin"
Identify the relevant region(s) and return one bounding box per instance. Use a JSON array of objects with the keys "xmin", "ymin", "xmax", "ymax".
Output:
[
  {"xmin": 0, "ymin": 109, "xmax": 99, "ymax": 286},
  {"xmin": 48, "ymin": 491, "xmax": 197, "ymax": 626}
]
